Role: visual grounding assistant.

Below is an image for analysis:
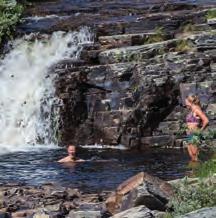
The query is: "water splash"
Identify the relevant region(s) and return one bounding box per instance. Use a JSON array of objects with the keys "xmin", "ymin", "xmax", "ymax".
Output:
[
  {"xmin": 0, "ymin": 27, "xmax": 93, "ymax": 153},
  {"xmin": 80, "ymin": 144, "xmax": 128, "ymax": 150}
]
